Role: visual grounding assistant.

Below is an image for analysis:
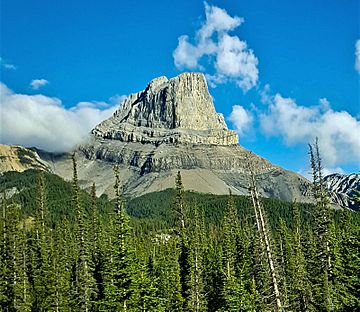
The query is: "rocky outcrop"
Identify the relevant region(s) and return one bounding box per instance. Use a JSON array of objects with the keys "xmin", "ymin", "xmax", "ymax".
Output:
[
  {"xmin": 92, "ymin": 72, "xmax": 238, "ymax": 146},
  {"xmin": 0, "ymin": 144, "xmax": 49, "ymax": 173},
  {"xmin": 36, "ymin": 72, "xmax": 312, "ymax": 202},
  {"xmin": 324, "ymin": 173, "xmax": 360, "ymax": 211}
]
